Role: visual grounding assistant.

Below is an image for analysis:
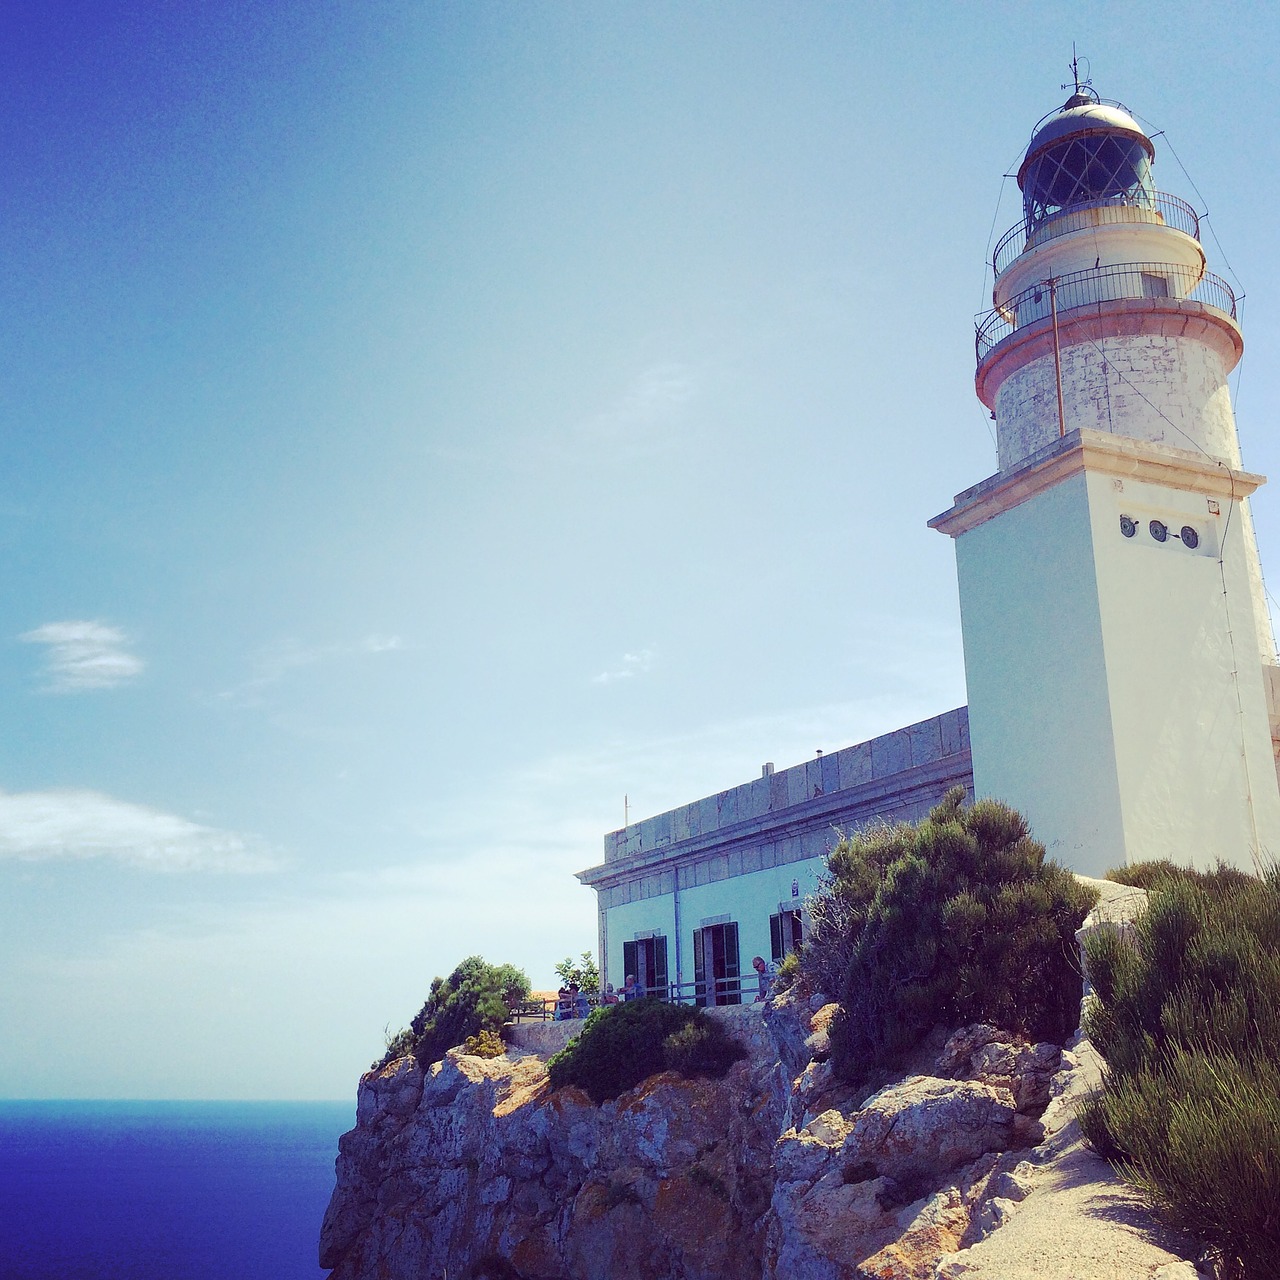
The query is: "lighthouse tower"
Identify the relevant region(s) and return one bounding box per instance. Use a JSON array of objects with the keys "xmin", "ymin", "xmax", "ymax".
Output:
[{"xmin": 930, "ymin": 84, "xmax": 1280, "ymax": 875}]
